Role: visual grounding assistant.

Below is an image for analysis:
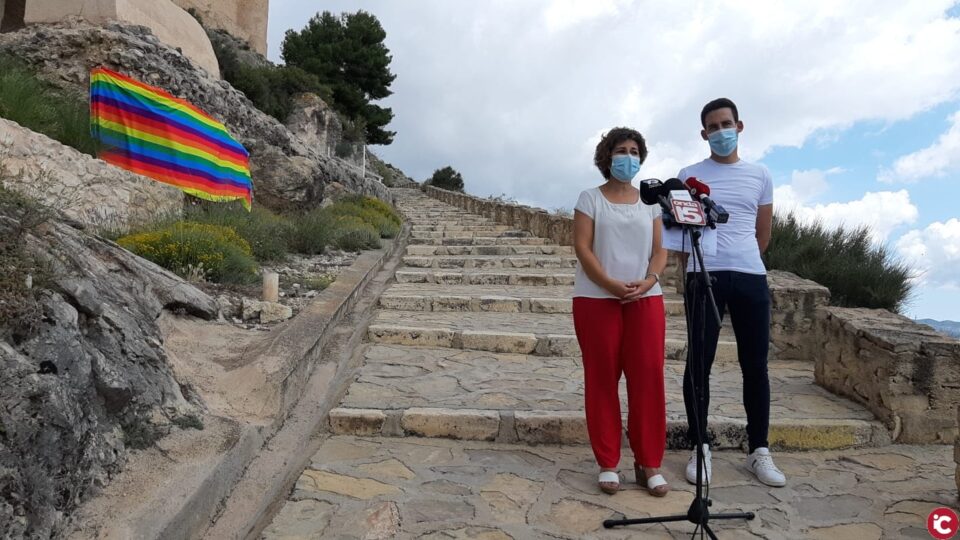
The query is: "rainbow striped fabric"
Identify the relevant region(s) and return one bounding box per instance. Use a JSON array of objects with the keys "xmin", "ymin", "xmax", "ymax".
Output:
[{"xmin": 90, "ymin": 67, "xmax": 253, "ymax": 209}]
